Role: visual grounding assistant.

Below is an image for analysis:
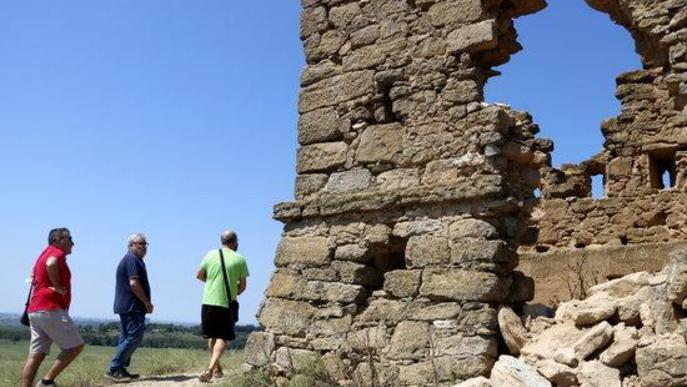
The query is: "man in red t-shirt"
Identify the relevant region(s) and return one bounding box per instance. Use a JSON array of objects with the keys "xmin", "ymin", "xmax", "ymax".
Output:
[{"xmin": 21, "ymin": 228, "xmax": 85, "ymax": 387}]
